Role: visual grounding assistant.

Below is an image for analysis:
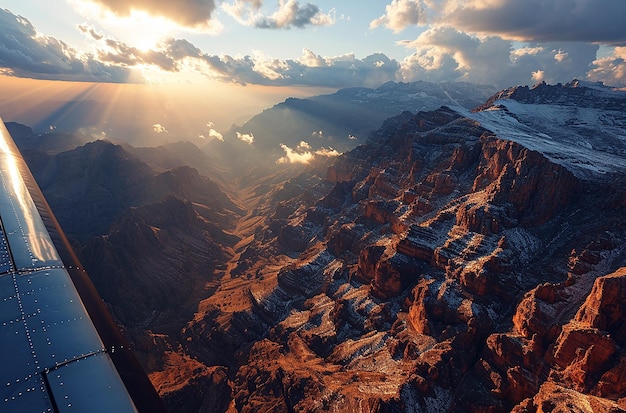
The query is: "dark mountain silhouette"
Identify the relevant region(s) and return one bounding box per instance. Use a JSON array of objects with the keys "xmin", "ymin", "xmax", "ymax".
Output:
[{"xmin": 22, "ymin": 140, "xmax": 243, "ymax": 239}]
